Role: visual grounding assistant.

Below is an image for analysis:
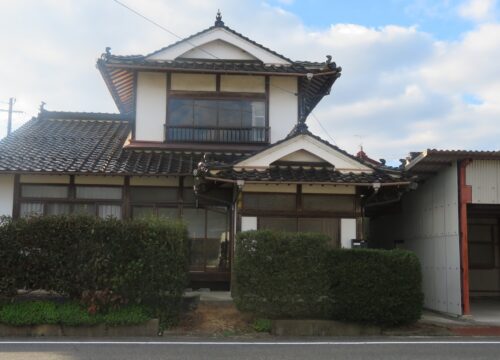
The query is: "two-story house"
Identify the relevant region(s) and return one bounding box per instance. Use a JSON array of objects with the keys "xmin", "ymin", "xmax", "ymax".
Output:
[{"xmin": 0, "ymin": 13, "xmax": 406, "ymax": 287}]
